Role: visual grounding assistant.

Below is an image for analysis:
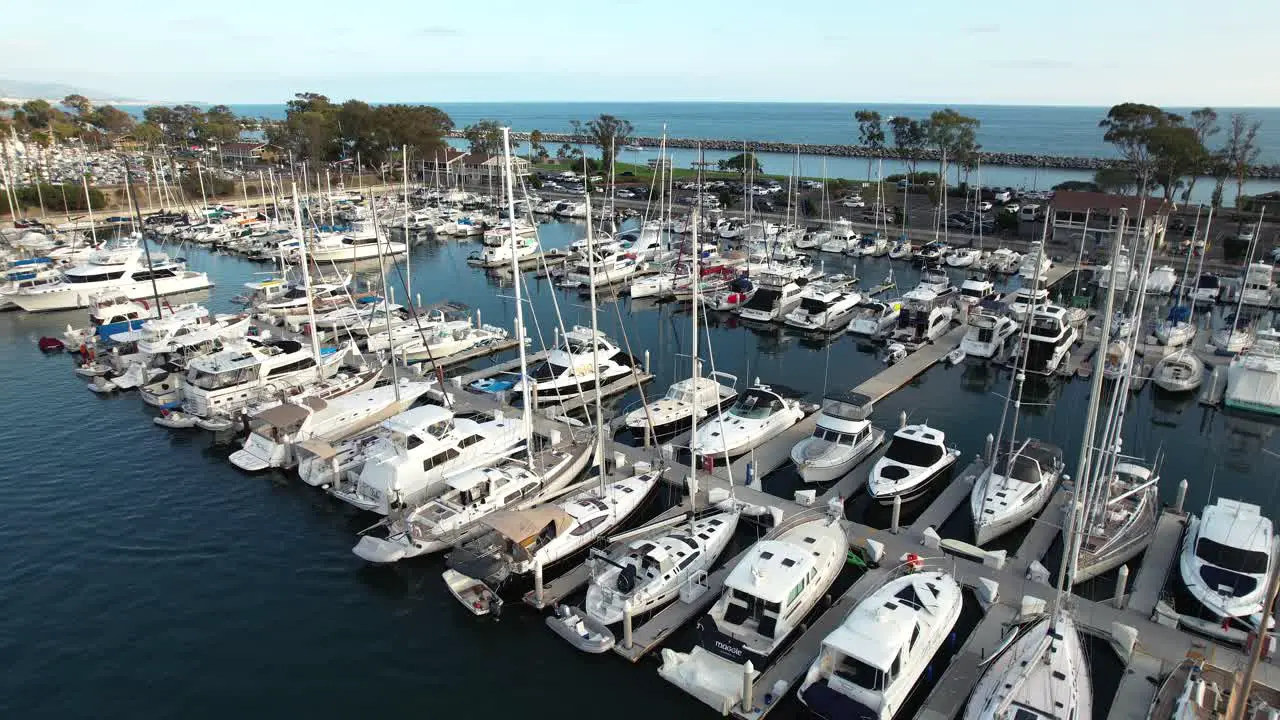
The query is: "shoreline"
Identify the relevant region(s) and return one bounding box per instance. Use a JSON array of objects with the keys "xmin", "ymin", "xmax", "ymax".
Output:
[{"xmin": 452, "ymin": 130, "xmax": 1280, "ymax": 179}]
